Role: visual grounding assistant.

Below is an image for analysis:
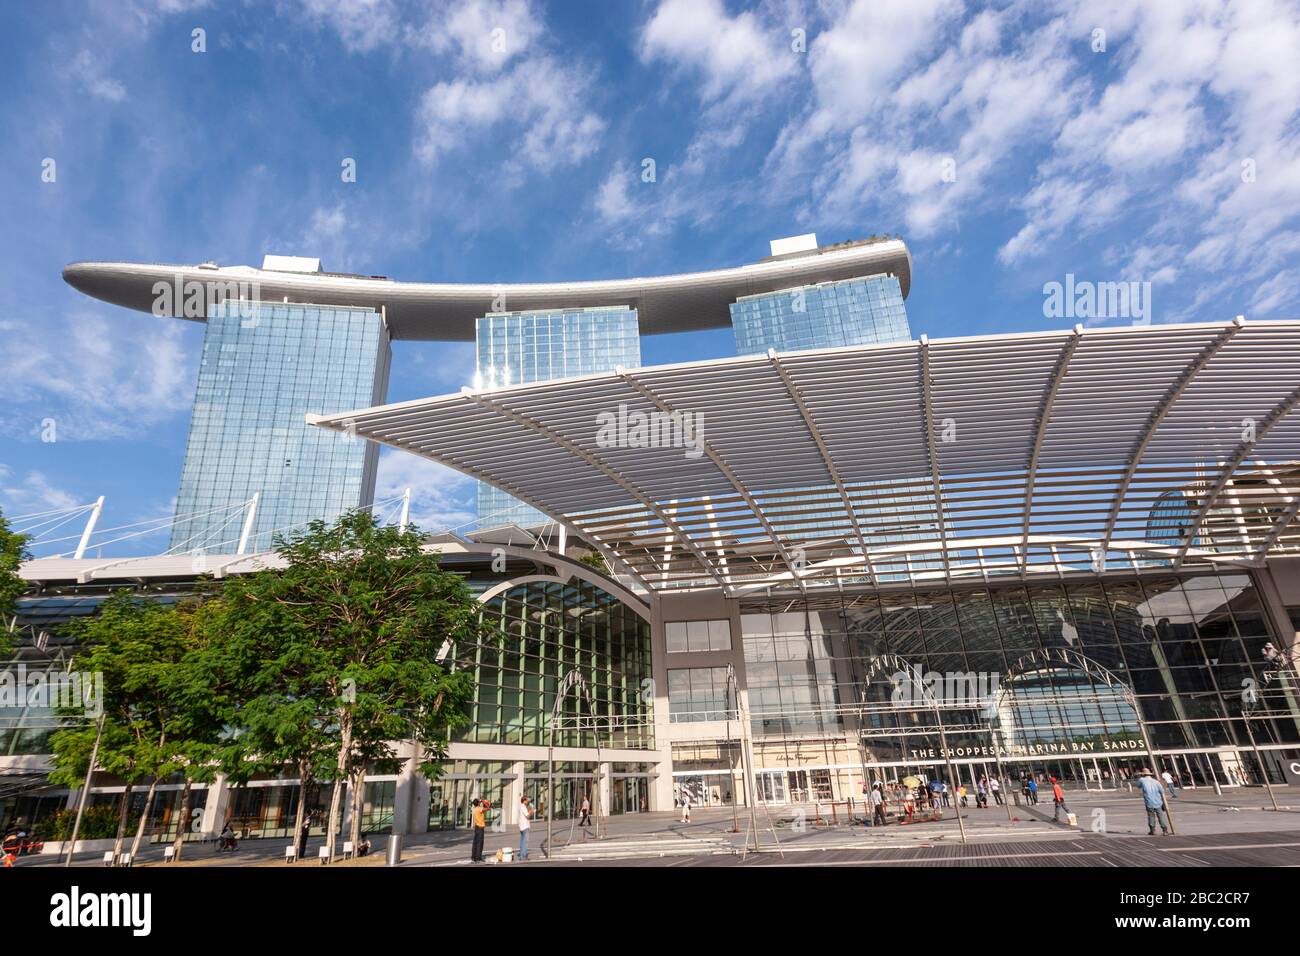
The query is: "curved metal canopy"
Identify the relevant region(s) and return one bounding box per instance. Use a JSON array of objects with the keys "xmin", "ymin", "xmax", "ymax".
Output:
[{"xmin": 309, "ymin": 319, "xmax": 1300, "ymax": 595}]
